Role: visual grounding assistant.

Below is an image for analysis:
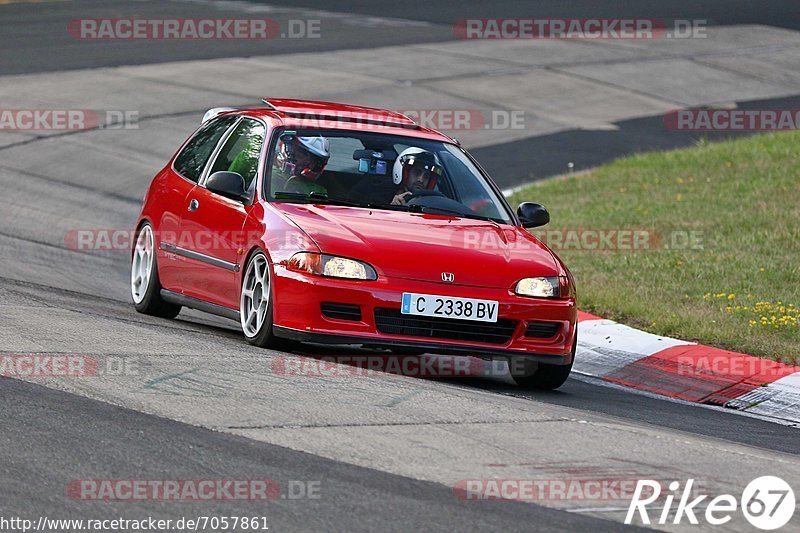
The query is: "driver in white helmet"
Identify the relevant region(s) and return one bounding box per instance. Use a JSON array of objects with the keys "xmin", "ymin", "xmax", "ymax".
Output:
[
  {"xmin": 389, "ymin": 149, "xmax": 443, "ymax": 205},
  {"xmin": 274, "ymin": 134, "xmax": 331, "ymax": 195}
]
